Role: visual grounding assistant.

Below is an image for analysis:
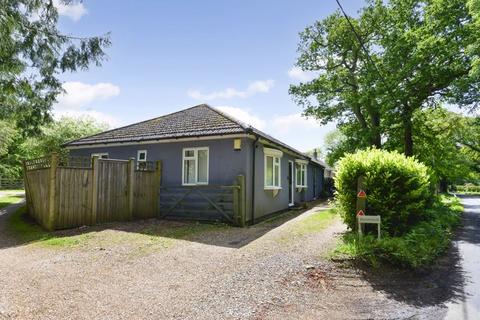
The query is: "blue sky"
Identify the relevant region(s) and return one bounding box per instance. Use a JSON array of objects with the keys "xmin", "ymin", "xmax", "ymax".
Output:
[{"xmin": 54, "ymin": 0, "xmax": 364, "ymax": 152}]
